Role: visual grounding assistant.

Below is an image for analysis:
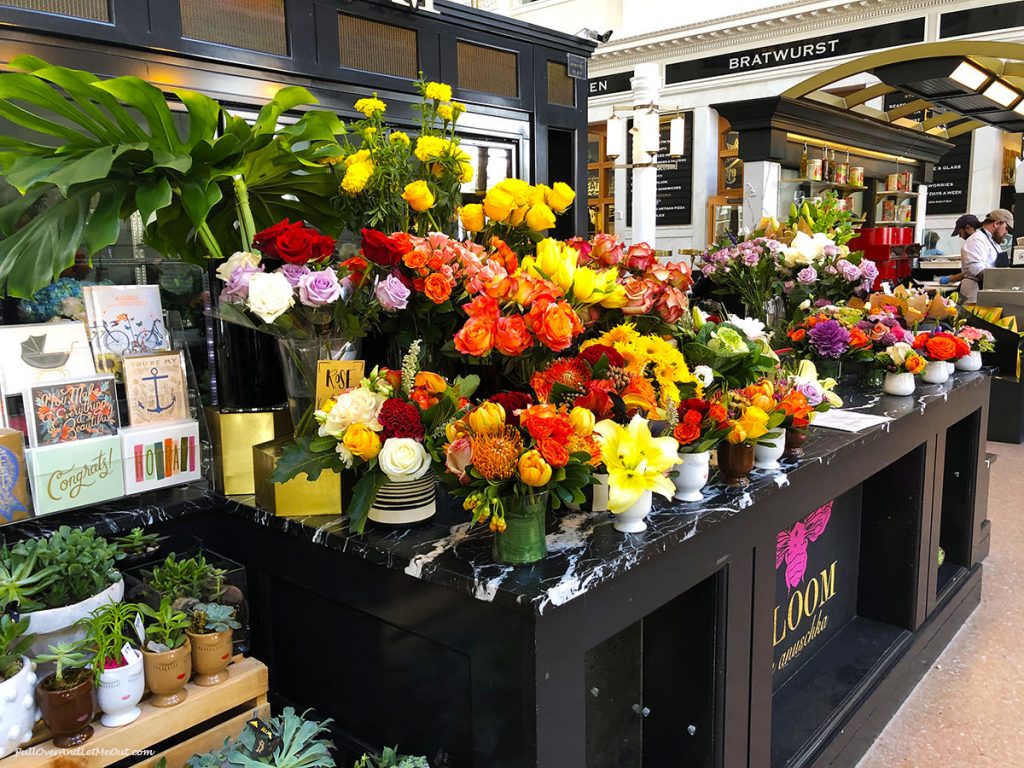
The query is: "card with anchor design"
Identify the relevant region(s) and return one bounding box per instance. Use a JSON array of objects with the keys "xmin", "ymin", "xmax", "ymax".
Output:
[{"xmin": 123, "ymin": 351, "xmax": 189, "ymax": 426}]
